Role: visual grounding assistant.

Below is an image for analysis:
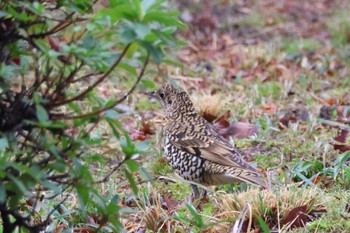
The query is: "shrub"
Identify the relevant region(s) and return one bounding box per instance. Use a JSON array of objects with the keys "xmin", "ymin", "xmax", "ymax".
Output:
[{"xmin": 0, "ymin": 0, "xmax": 183, "ymax": 231}]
